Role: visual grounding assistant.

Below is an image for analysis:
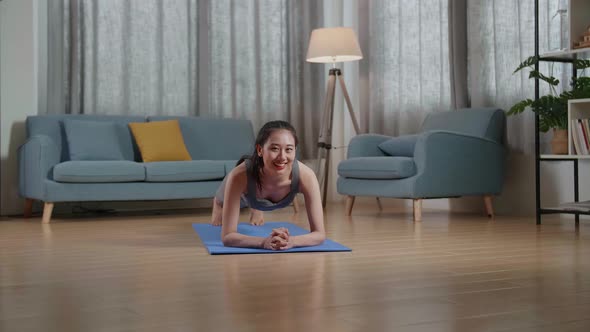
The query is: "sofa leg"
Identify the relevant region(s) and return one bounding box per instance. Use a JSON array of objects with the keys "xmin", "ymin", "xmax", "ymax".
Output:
[
  {"xmin": 345, "ymin": 196, "xmax": 355, "ymax": 216},
  {"xmin": 292, "ymin": 196, "xmax": 300, "ymax": 213},
  {"xmin": 413, "ymin": 199, "xmax": 422, "ymax": 222},
  {"xmin": 484, "ymin": 195, "xmax": 494, "ymax": 218},
  {"xmin": 376, "ymin": 197, "xmax": 383, "ymax": 211},
  {"xmin": 24, "ymin": 198, "xmax": 34, "ymax": 218},
  {"xmin": 42, "ymin": 203, "xmax": 54, "ymax": 224}
]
